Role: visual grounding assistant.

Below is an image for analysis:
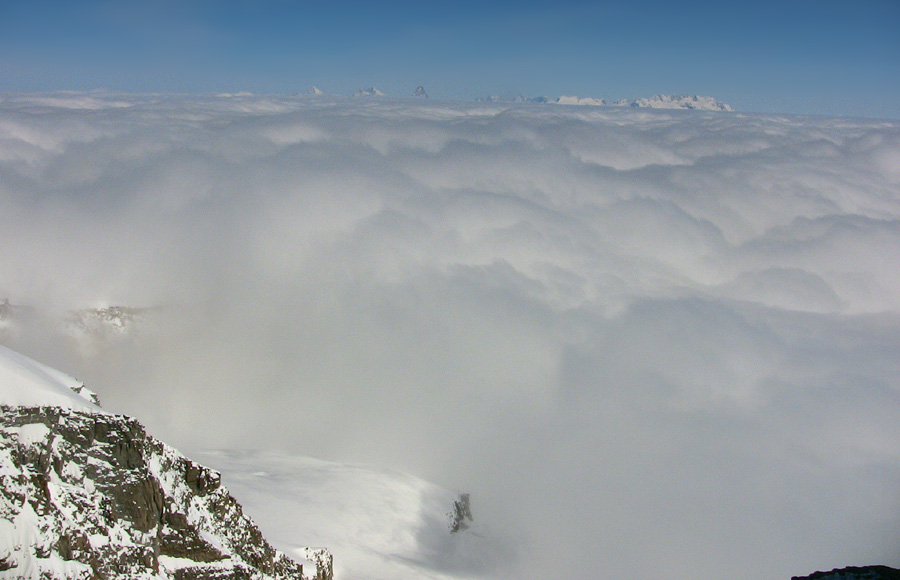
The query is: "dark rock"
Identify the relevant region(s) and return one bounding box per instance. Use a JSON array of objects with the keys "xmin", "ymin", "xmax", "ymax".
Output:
[
  {"xmin": 792, "ymin": 565, "xmax": 900, "ymax": 580},
  {"xmin": 449, "ymin": 492, "xmax": 473, "ymax": 533}
]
